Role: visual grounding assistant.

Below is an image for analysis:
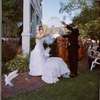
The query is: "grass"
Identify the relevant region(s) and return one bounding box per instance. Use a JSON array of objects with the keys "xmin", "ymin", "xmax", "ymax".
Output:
[{"xmin": 3, "ymin": 71, "xmax": 100, "ymax": 100}]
